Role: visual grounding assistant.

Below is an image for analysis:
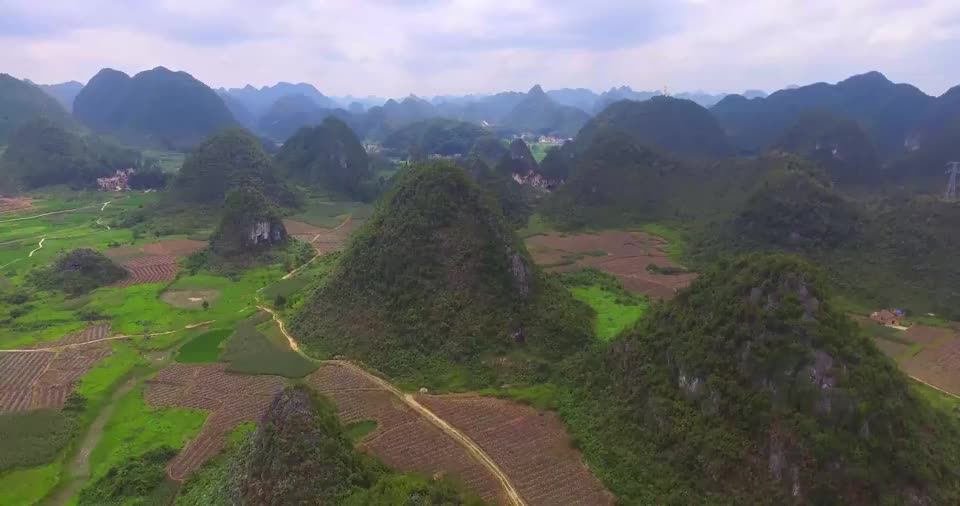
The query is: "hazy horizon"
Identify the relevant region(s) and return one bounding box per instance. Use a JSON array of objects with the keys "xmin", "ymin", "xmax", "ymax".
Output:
[{"xmin": 2, "ymin": 0, "xmax": 959, "ymax": 97}]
